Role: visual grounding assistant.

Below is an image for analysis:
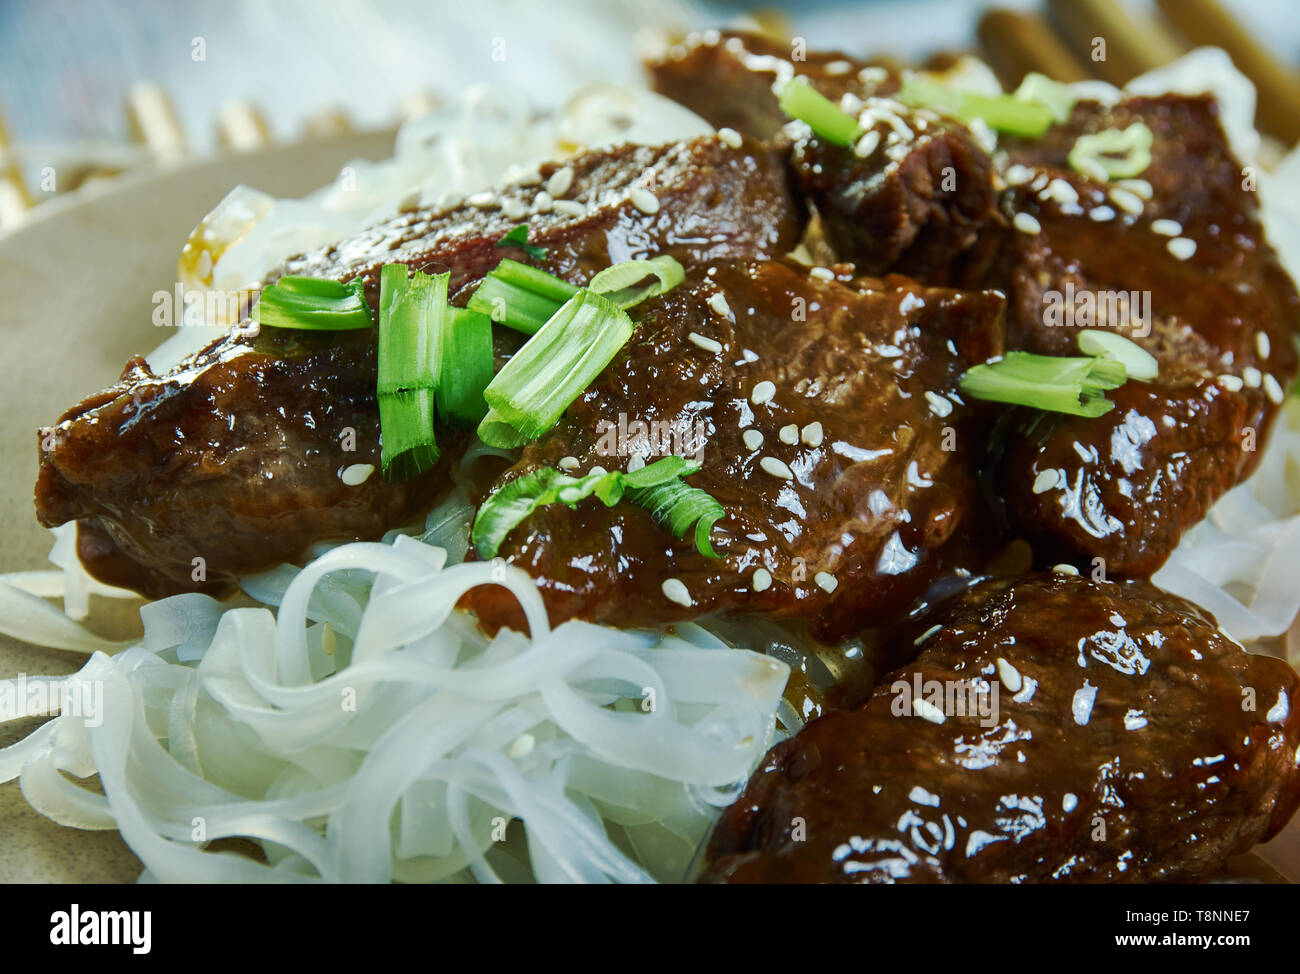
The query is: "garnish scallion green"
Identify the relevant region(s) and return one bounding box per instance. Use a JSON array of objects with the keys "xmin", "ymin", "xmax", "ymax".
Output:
[
  {"xmin": 587, "ymin": 256, "xmax": 685, "ymax": 308},
  {"xmin": 1013, "ymin": 72, "xmax": 1077, "ymax": 124},
  {"xmin": 1068, "ymin": 122, "xmax": 1154, "ymax": 180},
  {"xmin": 252, "ymin": 275, "xmax": 373, "ymax": 330},
  {"xmin": 775, "ymin": 78, "xmax": 862, "ymax": 147},
  {"xmin": 376, "ymin": 264, "xmax": 445, "ymax": 476},
  {"xmin": 466, "ymin": 258, "xmax": 579, "ymax": 335},
  {"xmin": 898, "ymin": 75, "xmax": 1054, "ymax": 138}
]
